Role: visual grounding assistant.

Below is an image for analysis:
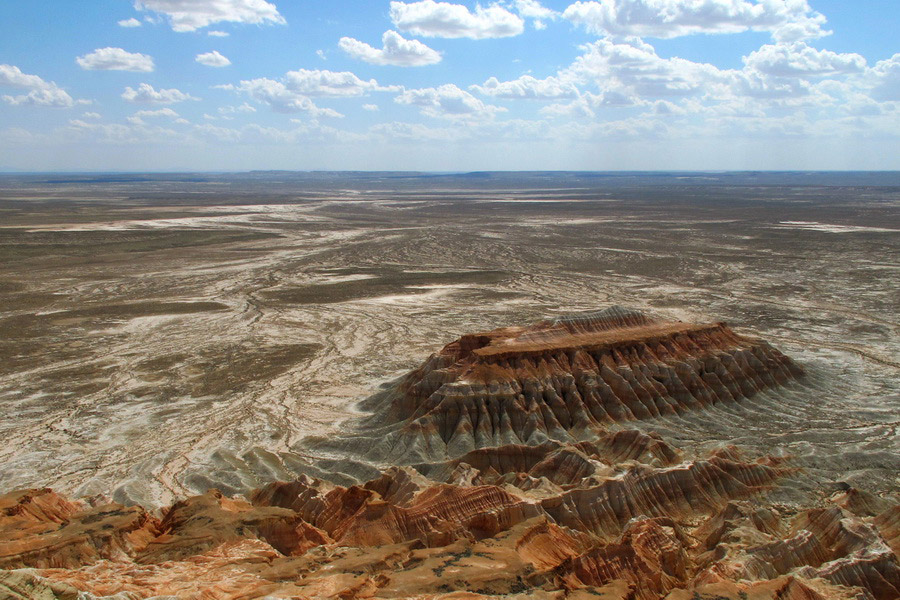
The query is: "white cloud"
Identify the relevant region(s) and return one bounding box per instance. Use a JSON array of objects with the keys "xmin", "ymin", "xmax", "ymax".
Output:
[
  {"xmin": 222, "ymin": 75, "xmax": 354, "ymax": 117},
  {"xmin": 868, "ymin": 54, "xmax": 900, "ymax": 102},
  {"xmin": 390, "ymin": 1, "xmax": 524, "ymax": 39},
  {"xmin": 212, "ymin": 102, "xmax": 257, "ymax": 119},
  {"xmin": 268, "ymin": 69, "xmax": 399, "ymax": 97},
  {"xmin": 65, "ymin": 118, "xmax": 186, "ymax": 145},
  {"xmin": 3, "ymin": 89, "xmax": 77, "ymax": 108},
  {"xmin": 513, "ymin": 0, "xmax": 557, "ymax": 29},
  {"xmin": 540, "ymin": 97, "xmax": 596, "ymax": 118},
  {"xmin": 370, "ymin": 120, "xmax": 462, "ymax": 141},
  {"xmin": 564, "ymin": 38, "xmax": 726, "ymax": 100},
  {"xmin": 729, "ymin": 43, "xmax": 868, "ymax": 100},
  {"xmin": 228, "ymin": 102, "xmax": 257, "ymax": 113},
  {"xmin": 76, "ymin": 48, "xmax": 155, "ymax": 72},
  {"xmin": 127, "ymin": 107, "xmax": 181, "ymax": 124},
  {"xmin": 562, "ymin": 0, "xmax": 829, "ymax": 42},
  {"xmin": 135, "ymin": 108, "xmax": 180, "ymax": 118},
  {"xmin": 208, "ymin": 30, "xmax": 230, "ymax": 37},
  {"xmin": 316, "ymin": 50, "xmax": 327, "ymax": 60},
  {"xmin": 514, "ymin": 0, "xmax": 556, "ymax": 19},
  {"xmin": 744, "ymin": 43, "xmax": 866, "ymax": 77},
  {"xmin": 133, "ymin": 0, "xmax": 285, "ymax": 32},
  {"xmin": 0, "ymin": 64, "xmax": 57, "ymax": 90},
  {"xmin": 472, "ymin": 75, "xmax": 578, "ymax": 99},
  {"xmin": 340, "ymin": 30, "xmax": 442, "ymax": 67},
  {"xmin": 82, "ymin": 112, "xmax": 102, "ymax": 119},
  {"xmin": 195, "ymin": 50, "xmax": 232, "ymax": 67},
  {"xmin": 118, "ymin": 17, "xmax": 142, "ymax": 27},
  {"xmin": 395, "ymin": 84, "xmax": 507, "ymax": 119},
  {"xmin": 0, "ymin": 64, "xmax": 76, "ymax": 108},
  {"xmin": 472, "ymin": 35, "xmax": 881, "ymax": 124},
  {"xmin": 191, "ymin": 121, "xmax": 364, "ymax": 145},
  {"xmin": 122, "ymin": 83, "xmax": 199, "ymax": 104},
  {"xmin": 363, "ymin": 103, "xmax": 379, "ymax": 111},
  {"xmin": 649, "ymin": 99, "xmax": 686, "ymax": 116}
]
